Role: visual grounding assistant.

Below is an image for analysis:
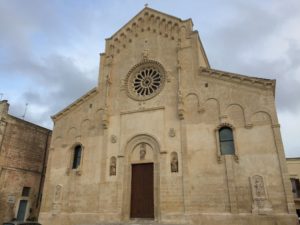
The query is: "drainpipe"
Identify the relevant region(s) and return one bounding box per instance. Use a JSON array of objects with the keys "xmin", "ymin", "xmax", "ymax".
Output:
[{"xmin": 36, "ymin": 130, "xmax": 51, "ymax": 219}]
